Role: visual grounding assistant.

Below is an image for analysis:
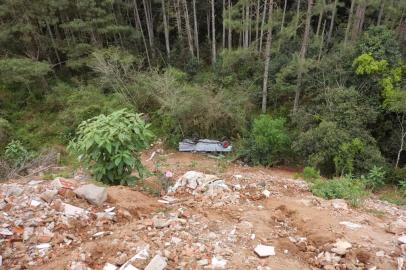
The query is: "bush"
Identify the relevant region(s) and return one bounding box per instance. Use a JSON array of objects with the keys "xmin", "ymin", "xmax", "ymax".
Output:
[
  {"xmin": 311, "ymin": 177, "xmax": 368, "ymax": 207},
  {"xmin": 4, "ymin": 140, "xmax": 30, "ymax": 167},
  {"xmin": 0, "ymin": 118, "xmax": 11, "ymax": 147},
  {"xmin": 301, "ymin": 166, "xmax": 320, "ymax": 182},
  {"xmin": 69, "ymin": 109, "xmax": 153, "ymax": 185},
  {"xmin": 242, "ymin": 115, "xmax": 290, "ymax": 166},
  {"xmin": 363, "ymin": 166, "xmax": 386, "ymax": 191},
  {"xmin": 334, "ymin": 138, "xmax": 364, "ymax": 176}
]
